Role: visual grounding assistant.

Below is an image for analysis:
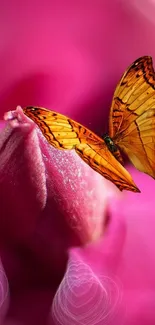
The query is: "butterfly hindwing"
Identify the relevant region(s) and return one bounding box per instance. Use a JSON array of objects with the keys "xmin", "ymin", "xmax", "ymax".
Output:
[
  {"xmin": 75, "ymin": 142, "xmax": 139, "ymax": 192},
  {"xmin": 23, "ymin": 106, "xmax": 139, "ymax": 192},
  {"xmin": 109, "ymin": 56, "xmax": 155, "ymax": 178}
]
